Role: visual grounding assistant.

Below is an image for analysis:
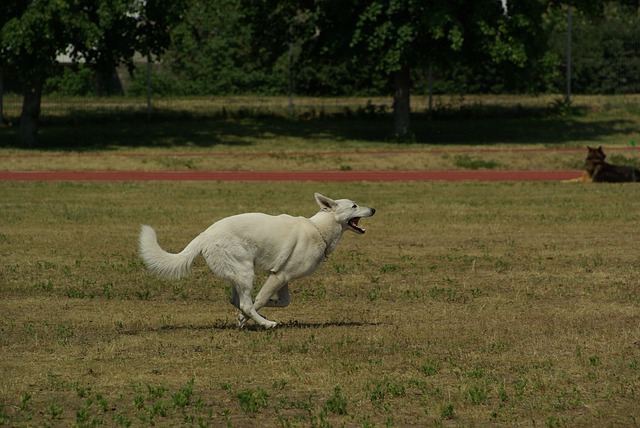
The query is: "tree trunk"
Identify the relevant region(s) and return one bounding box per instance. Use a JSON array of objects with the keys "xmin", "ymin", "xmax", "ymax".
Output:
[
  {"xmin": 0, "ymin": 66, "xmax": 4, "ymax": 125},
  {"xmin": 393, "ymin": 65, "xmax": 411, "ymax": 138},
  {"xmin": 19, "ymin": 81, "xmax": 43, "ymax": 148}
]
